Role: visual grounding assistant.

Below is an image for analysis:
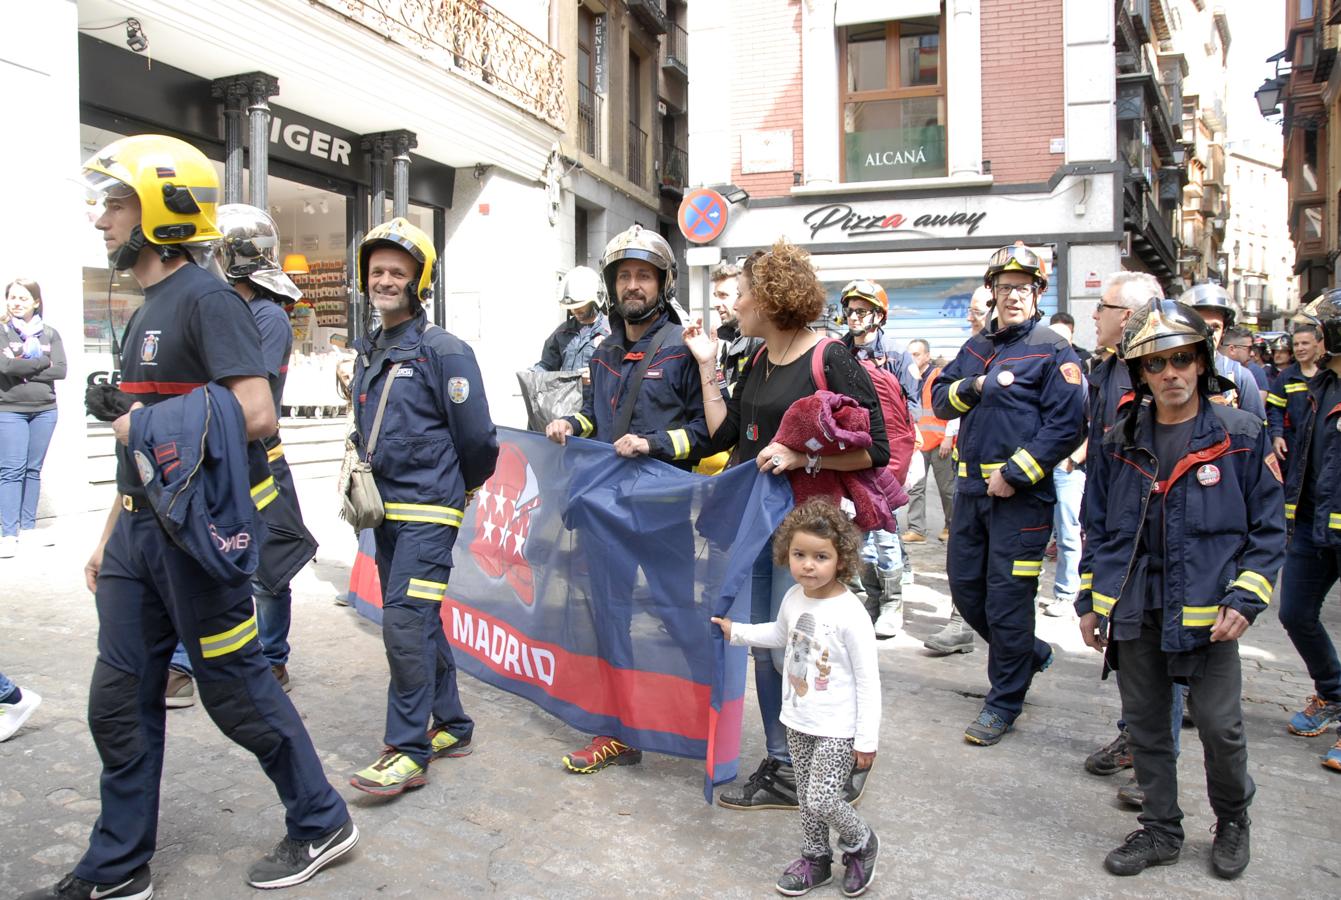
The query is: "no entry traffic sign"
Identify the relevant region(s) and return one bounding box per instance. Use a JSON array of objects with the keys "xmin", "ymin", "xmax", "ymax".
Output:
[{"xmin": 679, "ymin": 188, "xmax": 729, "ymax": 244}]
